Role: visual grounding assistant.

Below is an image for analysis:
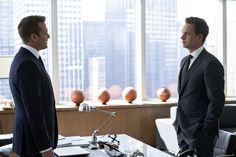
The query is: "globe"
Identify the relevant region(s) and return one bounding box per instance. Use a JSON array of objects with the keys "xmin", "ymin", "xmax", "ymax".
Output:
[
  {"xmin": 71, "ymin": 89, "xmax": 85, "ymax": 106},
  {"xmin": 157, "ymin": 87, "xmax": 171, "ymax": 102},
  {"xmin": 97, "ymin": 88, "xmax": 110, "ymax": 104},
  {"xmin": 122, "ymin": 87, "xmax": 137, "ymax": 103}
]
